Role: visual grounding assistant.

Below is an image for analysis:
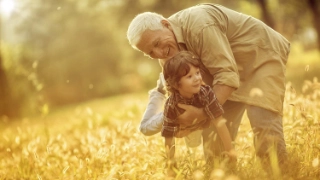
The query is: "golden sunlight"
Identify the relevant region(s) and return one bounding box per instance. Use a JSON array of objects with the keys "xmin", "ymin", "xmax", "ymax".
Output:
[{"xmin": 0, "ymin": 0, "xmax": 15, "ymax": 16}]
